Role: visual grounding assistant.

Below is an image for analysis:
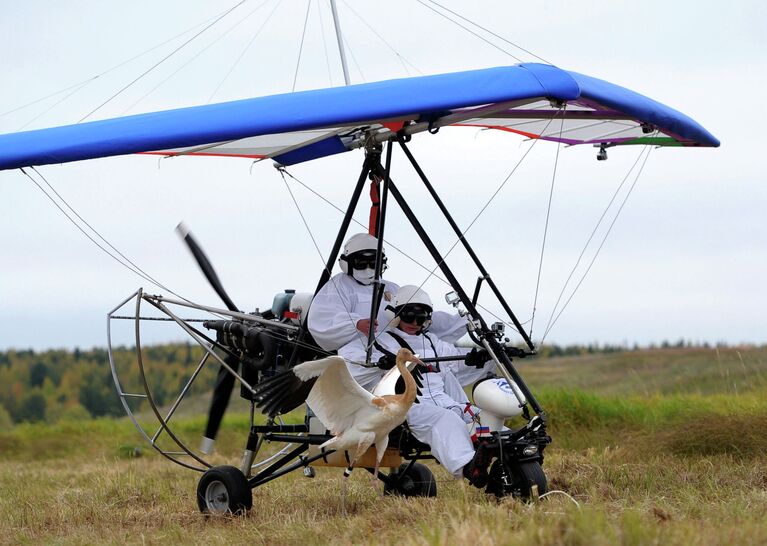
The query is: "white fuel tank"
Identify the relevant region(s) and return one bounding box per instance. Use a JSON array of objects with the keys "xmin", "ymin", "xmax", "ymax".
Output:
[{"xmin": 472, "ymin": 377, "xmax": 526, "ymax": 432}]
